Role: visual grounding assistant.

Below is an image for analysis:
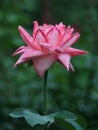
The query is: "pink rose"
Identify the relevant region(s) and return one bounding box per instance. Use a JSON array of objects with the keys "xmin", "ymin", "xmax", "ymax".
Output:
[{"xmin": 13, "ymin": 21, "xmax": 87, "ymax": 77}]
